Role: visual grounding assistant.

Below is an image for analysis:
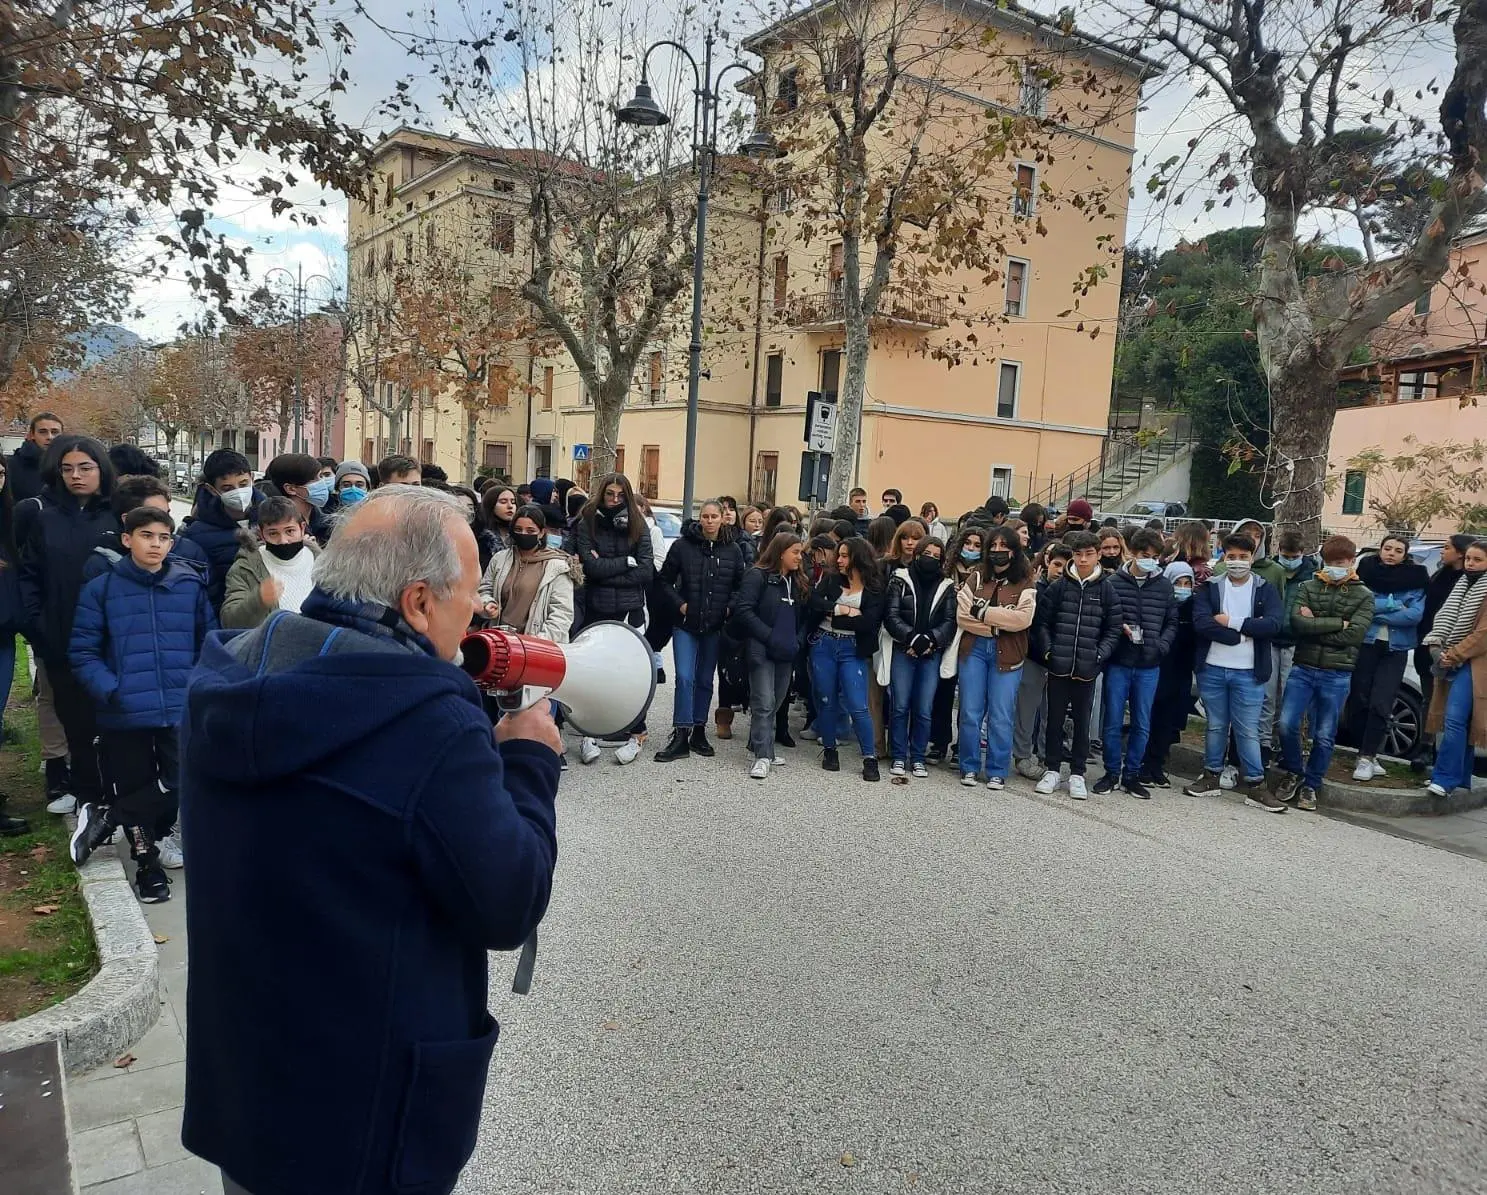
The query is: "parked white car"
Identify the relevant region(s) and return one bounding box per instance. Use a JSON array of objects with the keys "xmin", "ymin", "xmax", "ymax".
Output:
[{"xmin": 649, "ymin": 506, "xmax": 683, "ymax": 558}]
